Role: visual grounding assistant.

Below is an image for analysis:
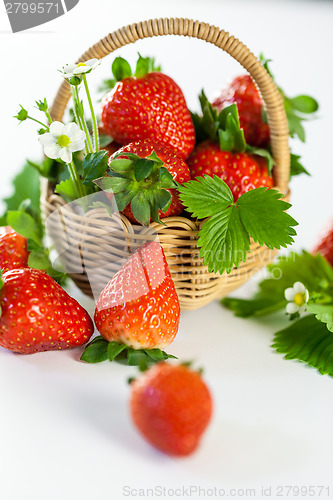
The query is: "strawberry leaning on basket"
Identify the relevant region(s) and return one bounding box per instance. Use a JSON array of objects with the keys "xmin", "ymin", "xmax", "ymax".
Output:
[
  {"xmin": 0, "ymin": 268, "xmax": 94, "ymax": 354},
  {"xmin": 189, "ymin": 91, "xmax": 274, "ymax": 201},
  {"xmin": 100, "ymin": 55, "xmax": 195, "ymax": 159},
  {"xmin": 81, "ymin": 241, "xmax": 180, "ymax": 369},
  {"xmin": 94, "ymin": 139, "xmax": 190, "ymax": 226}
]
